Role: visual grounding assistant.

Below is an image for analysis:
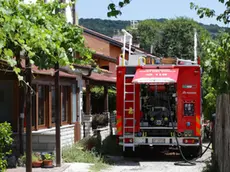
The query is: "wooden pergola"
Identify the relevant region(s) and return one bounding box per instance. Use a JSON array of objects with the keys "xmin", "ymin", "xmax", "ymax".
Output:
[{"xmin": 83, "ymin": 71, "xmax": 116, "ymax": 116}]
